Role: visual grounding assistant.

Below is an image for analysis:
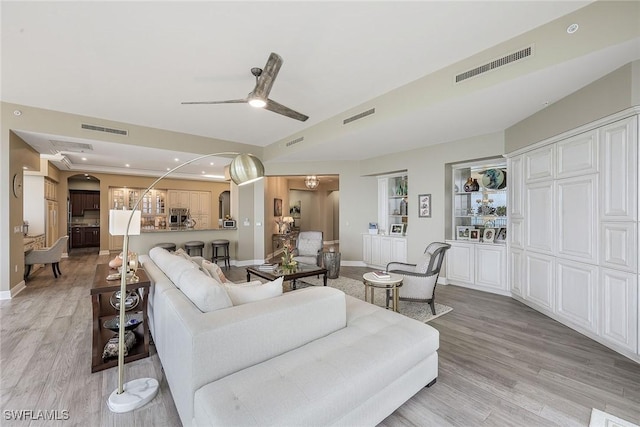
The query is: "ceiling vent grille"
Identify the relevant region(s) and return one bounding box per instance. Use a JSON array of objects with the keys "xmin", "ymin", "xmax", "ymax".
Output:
[
  {"xmin": 343, "ymin": 108, "xmax": 375, "ymax": 125},
  {"xmin": 455, "ymin": 45, "xmax": 533, "ymax": 83},
  {"xmin": 81, "ymin": 123, "xmax": 128, "ymax": 136},
  {"xmin": 61, "ymin": 157, "xmax": 73, "ymax": 170},
  {"xmin": 285, "ymin": 136, "xmax": 304, "ymax": 147},
  {"xmin": 50, "ymin": 140, "xmax": 93, "ymax": 152}
]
